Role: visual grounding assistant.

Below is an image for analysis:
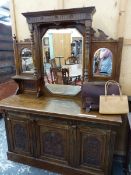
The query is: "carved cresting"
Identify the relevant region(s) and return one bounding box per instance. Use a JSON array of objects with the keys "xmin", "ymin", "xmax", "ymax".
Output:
[
  {"xmin": 27, "ymin": 13, "xmax": 88, "ymax": 24},
  {"xmin": 42, "ymin": 131, "xmax": 64, "ymax": 158},
  {"xmin": 14, "ymin": 124, "xmax": 27, "ymax": 150},
  {"xmin": 84, "ymin": 20, "xmax": 92, "ymax": 81},
  {"xmin": 83, "ymin": 135, "xmax": 102, "ymax": 167}
]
